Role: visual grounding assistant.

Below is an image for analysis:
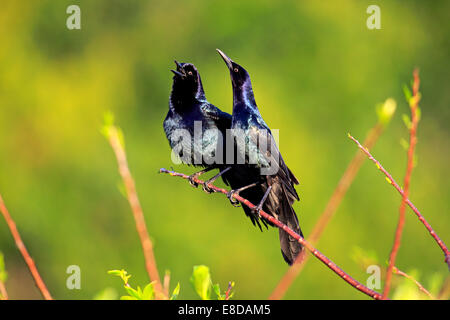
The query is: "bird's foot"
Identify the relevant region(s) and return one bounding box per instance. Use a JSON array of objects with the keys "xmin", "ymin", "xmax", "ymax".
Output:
[
  {"xmin": 188, "ymin": 173, "xmax": 200, "ymax": 188},
  {"xmin": 251, "ymin": 185, "xmax": 272, "ymax": 219},
  {"xmin": 251, "ymin": 204, "xmax": 263, "ymax": 219},
  {"xmin": 202, "ymin": 182, "xmax": 215, "ymax": 194},
  {"xmin": 226, "ymin": 190, "xmax": 241, "ymax": 207}
]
